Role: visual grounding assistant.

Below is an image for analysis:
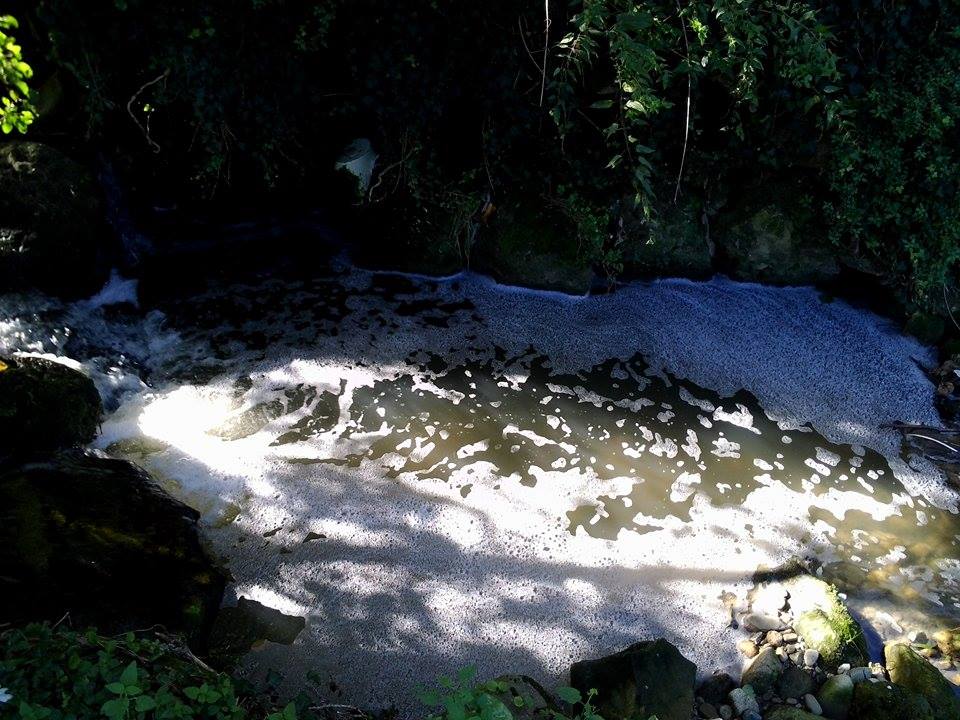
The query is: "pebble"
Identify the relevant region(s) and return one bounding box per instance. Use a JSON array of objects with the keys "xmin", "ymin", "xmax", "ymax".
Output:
[
  {"xmin": 837, "ymin": 663, "xmax": 851, "ymax": 674},
  {"xmin": 738, "ymin": 639, "xmax": 758, "ymax": 658},
  {"xmin": 699, "ymin": 702, "xmax": 718, "ymax": 718},
  {"xmin": 782, "ymin": 632, "xmax": 798, "ymax": 643},
  {"xmin": 804, "ymin": 693, "xmax": 823, "ymax": 715},
  {"xmin": 849, "ymin": 666, "xmax": 872, "ymax": 683},
  {"xmin": 766, "ymin": 630, "xmax": 784, "ymax": 647},
  {"xmin": 909, "ymin": 630, "xmax": 929, "ymax": 644},
  {"xmin": 803, "ymin": 649, "xmax": 820, "ymax": 667},
  {"xmin": 729, "ymin": 686, "xmax": 760, "ymax": 717},
  {"xmin": 719, "ymin": 705, "xmax": 732, "ymax": 720}
]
